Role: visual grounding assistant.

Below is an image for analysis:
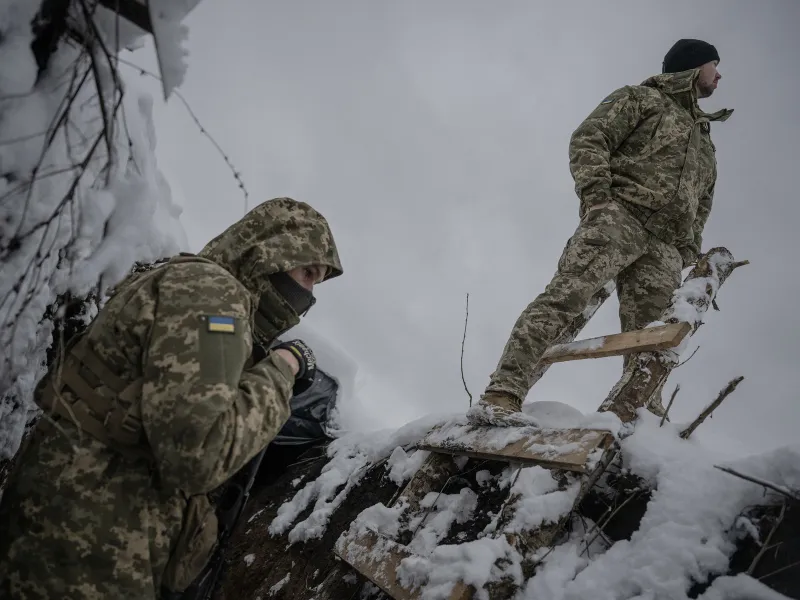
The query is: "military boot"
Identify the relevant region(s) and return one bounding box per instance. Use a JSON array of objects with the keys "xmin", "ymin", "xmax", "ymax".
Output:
[{"xmin": 466, "ymin": 391, "xmax": 538, "ymax": 427}]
